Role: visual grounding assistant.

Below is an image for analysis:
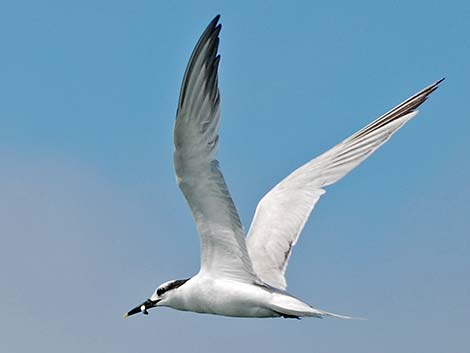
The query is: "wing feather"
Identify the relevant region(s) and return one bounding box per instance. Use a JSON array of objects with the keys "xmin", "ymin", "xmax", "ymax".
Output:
[
  {"xmin": 174, "ymin": 16, "xmax": 257, "ymax": 283},
  {"xmin": 246, "ymin": 79, "xmax": 444, "ymax": 289}
]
